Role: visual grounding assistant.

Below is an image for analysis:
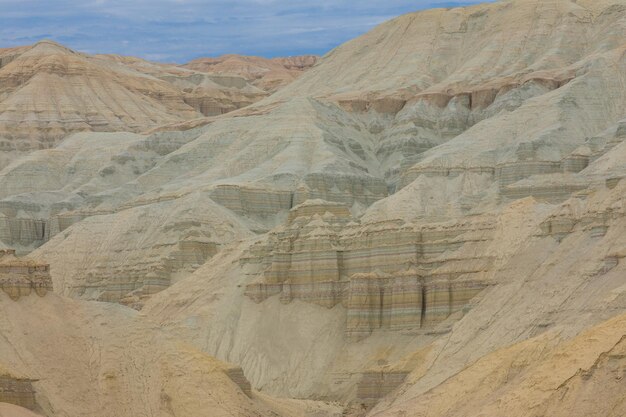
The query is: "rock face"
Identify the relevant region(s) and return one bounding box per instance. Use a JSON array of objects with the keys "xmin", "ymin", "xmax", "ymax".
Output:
[
  {"xmin": 244, "ymin": 200, "xmax": 490, "ymax": 339},
  {"xmin": 0, "ymin": 249, "xmax": 52, "ymax": 300},
  {"xmin": 183, "ymin": 54, "xmax": 318, "ymax": 93},
  {"xmin": 1, "ymin": 0, "xmax": 626, "ymax": 416},
  {"xmin": 33, "ymin": 192, "xmax": 252, "ymax": 306},
  {"xmin": 4, "ymin": 96, "xmax": 393, "ymax": 302},
  {"xmin": 136, "ymin": 0, "xmax": 626, "ymax": 408},
  {"xmin": 0, "ymin": 368, "xmax": 36, "ymax": 411}
]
